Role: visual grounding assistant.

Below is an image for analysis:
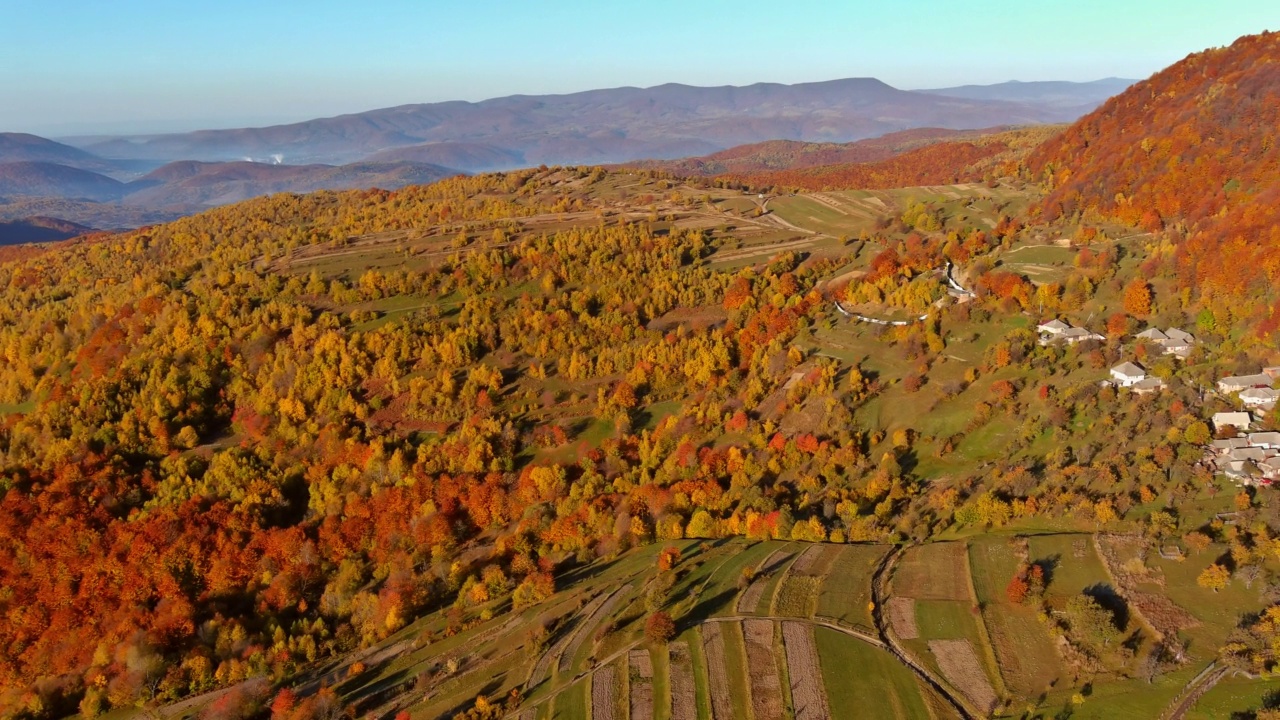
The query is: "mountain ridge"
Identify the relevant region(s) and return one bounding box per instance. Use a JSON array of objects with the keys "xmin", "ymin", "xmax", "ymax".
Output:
[{"xmin": 68, "ymin": 77, "xmax": 1129, "ymax": 169}]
